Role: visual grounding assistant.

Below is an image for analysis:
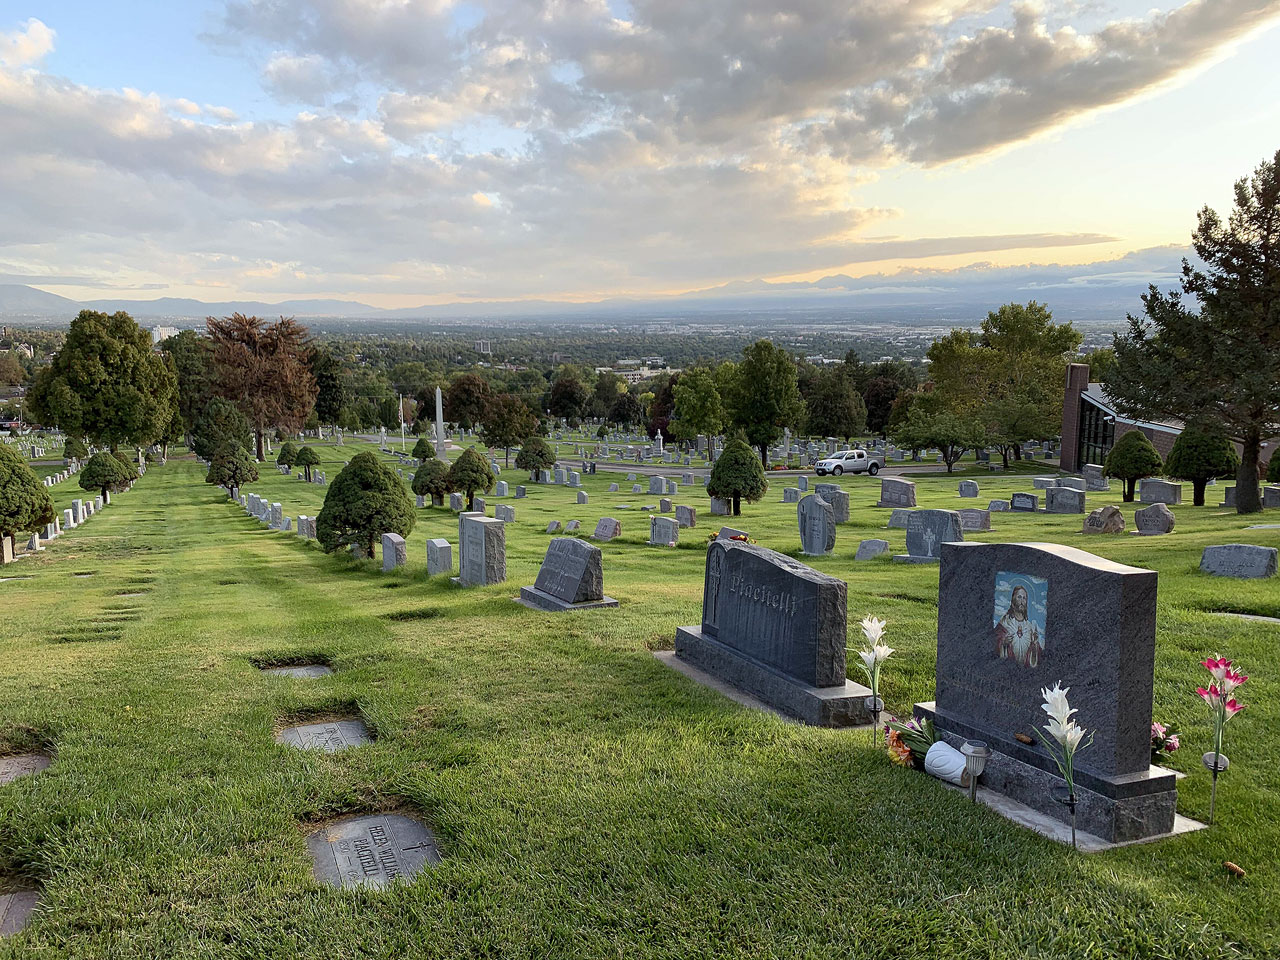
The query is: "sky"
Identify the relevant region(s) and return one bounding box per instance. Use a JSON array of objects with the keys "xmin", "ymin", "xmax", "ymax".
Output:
[{"xmin": 1, "ymin": 0, "xmax": 1279, "ymax": 309}]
